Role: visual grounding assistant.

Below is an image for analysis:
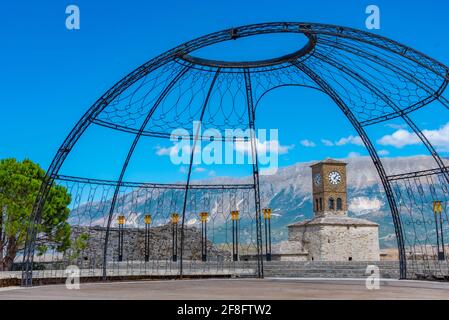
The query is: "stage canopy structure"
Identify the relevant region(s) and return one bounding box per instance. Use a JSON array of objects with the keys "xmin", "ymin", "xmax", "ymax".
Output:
[{"xmin": 20, "ymin": 22, "xmax": 449, "ymax": 286}]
